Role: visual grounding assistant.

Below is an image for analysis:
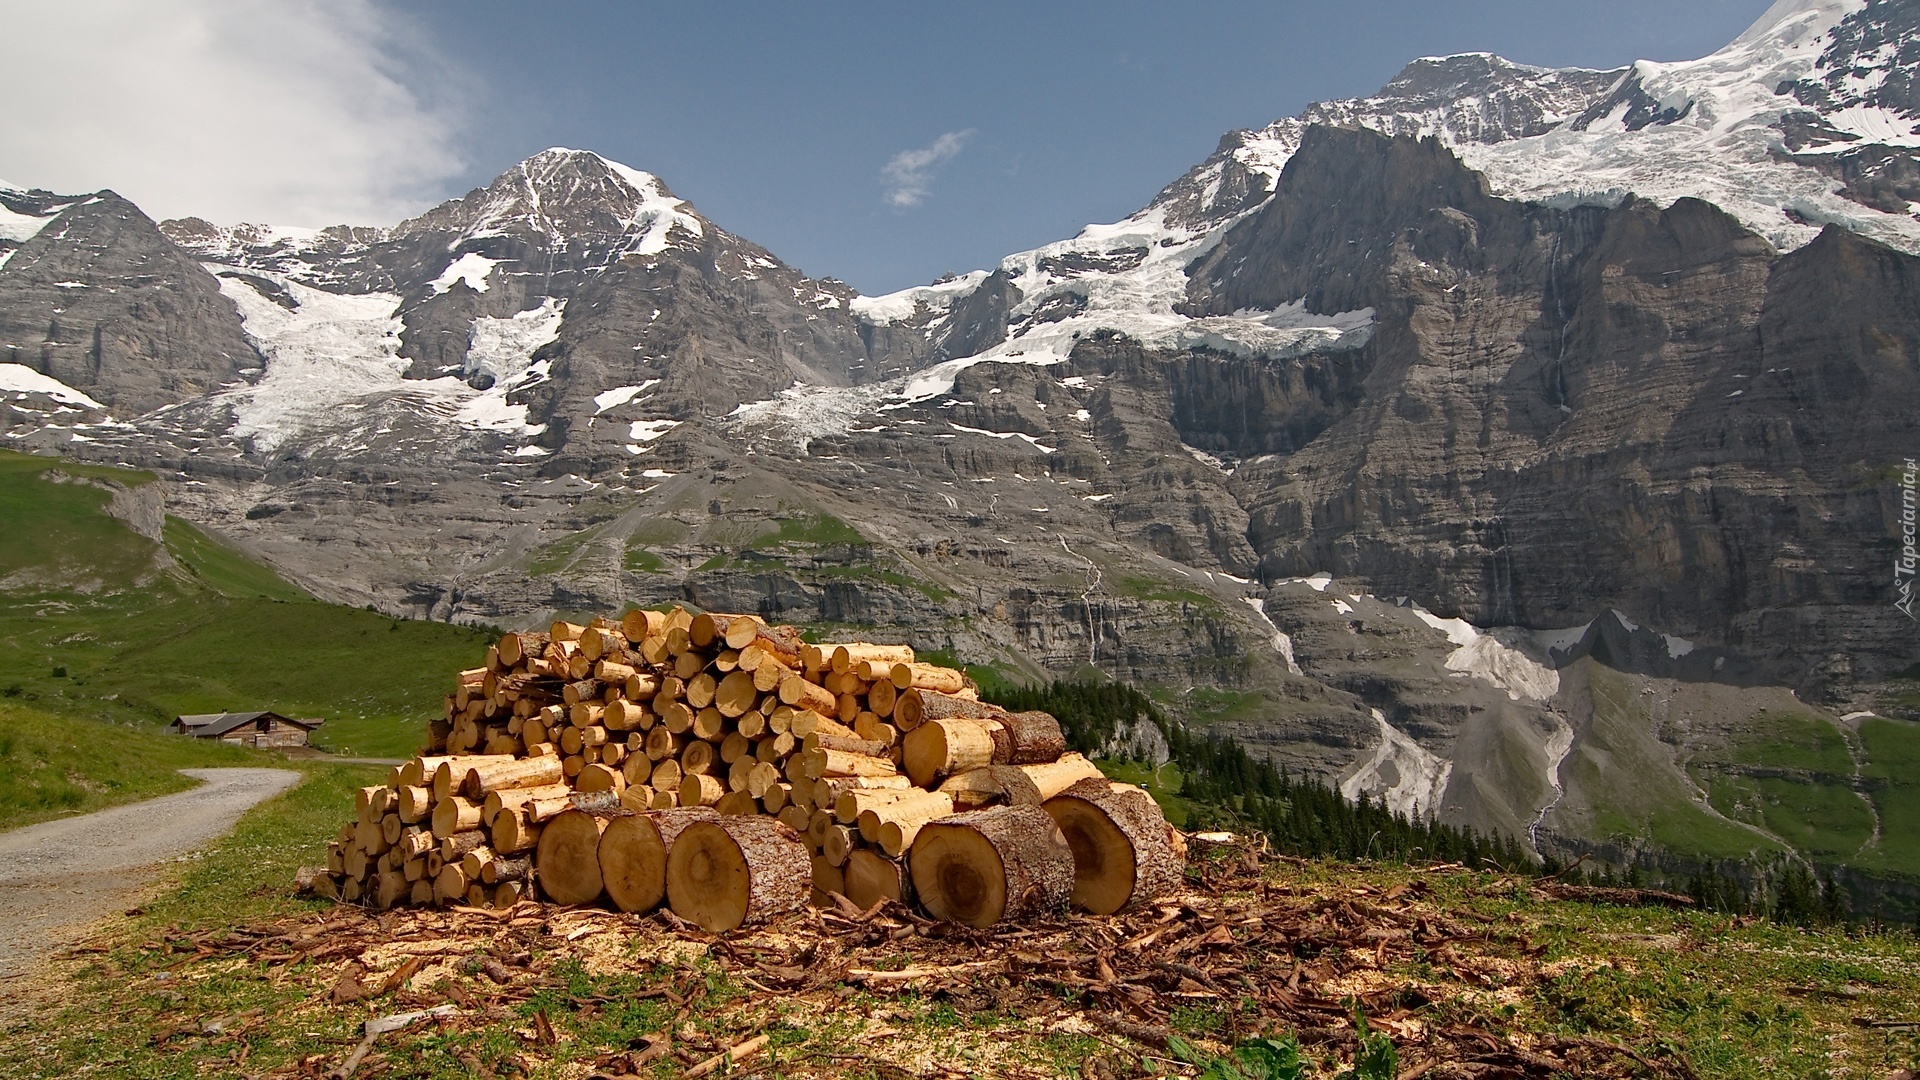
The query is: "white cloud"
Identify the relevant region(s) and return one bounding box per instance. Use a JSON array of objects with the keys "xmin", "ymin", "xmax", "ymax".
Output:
[
  {"xmin": 881, "ymin": 130, "xmax": 974, "ymax": 208},
  {"xmin": 0, "ymin": 0, "xmax": 470, "ymax": 227}
]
